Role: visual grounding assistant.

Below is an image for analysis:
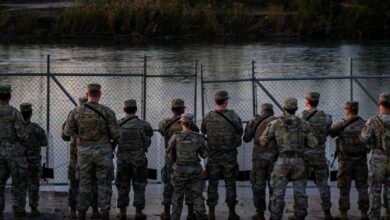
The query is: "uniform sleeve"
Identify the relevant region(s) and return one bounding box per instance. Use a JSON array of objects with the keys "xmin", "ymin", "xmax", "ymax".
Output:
[
  {"xmin": 236, "ymin": 116, "xmax": 243, "ymax": 136},
  {"xmin": 326, "ymin": 114, "xmax": 333, "ymax": 134},
  {"xmin": 243, "ymin": 119, "xmax": 255, "ymax": 143},
  {"xmin": 64, "ymin": 109, "xmax": 78, "ymax": 137},
  {"xmin": 38, "ymin": 125, "xmax": 48, "ymax": 147},
  {"xmin": 107, "ymin": 110, "xmax": 120, "ymax": 140},
  {"xmin": 13, "ymin": 108, "xmax": 27, "ymax": 141},
  {"xmin": 304, "ymin": 123, "xmax": 318, "ymax": 148},
  {"xmin": 198, "ymin": 136, "xmax": 208, "ymax": 159},
  {"xmin": 144, "ymin": 121, "xmax": 154, "ymax": 137},
  {"xmin": 329, "ymin": 121, "xmax": 343, "ymax": 138},
  {"xmin": 201, "ymin": 115, "xmax": 207, "ymax": 134},
  {"xmin": 166, "ymin": 135, "xmax": 177, "ymax": 166},
  {"xmin": 360, "ymin": 118, "xmax": 375, "ymax": 146},
  {"xmin": 259, "ymin": 121, "xmax": 276, "ymax": 147},
  {"xmin": 158, "ymin": 119, "xmax": 166, "ymax": 136}
]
